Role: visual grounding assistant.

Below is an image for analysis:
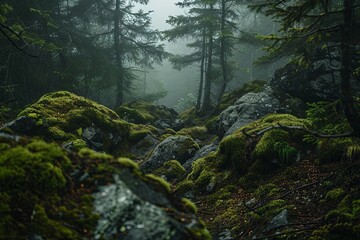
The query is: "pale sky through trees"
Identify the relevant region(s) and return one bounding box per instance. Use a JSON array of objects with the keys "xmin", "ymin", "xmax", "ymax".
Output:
[{"xmin": 137, "ymin": 0, "xmax": 183, "ymax": 31}]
